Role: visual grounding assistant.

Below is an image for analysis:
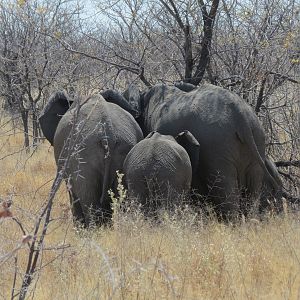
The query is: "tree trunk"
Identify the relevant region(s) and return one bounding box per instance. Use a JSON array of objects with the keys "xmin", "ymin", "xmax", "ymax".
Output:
[
  {"xmin": 21, "ymin": 109, "xmax": 30, "ymax": 152},
  {"xmin": 32, "ymin": 112, "xmax": 39, "ymax": 147},
  {"xmin": 190, "ymin": 0, "xmax": 220, "ymax": 85}
]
